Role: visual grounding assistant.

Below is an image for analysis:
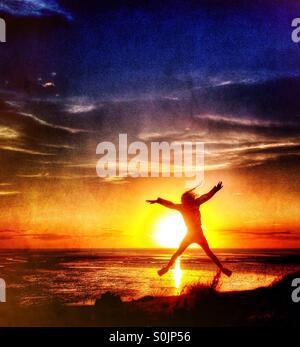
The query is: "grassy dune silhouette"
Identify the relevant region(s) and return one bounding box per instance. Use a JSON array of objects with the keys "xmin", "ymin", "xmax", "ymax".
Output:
[{"xmin": 0, "ymin": 272, "xmax": 299, "ymax": 326}]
